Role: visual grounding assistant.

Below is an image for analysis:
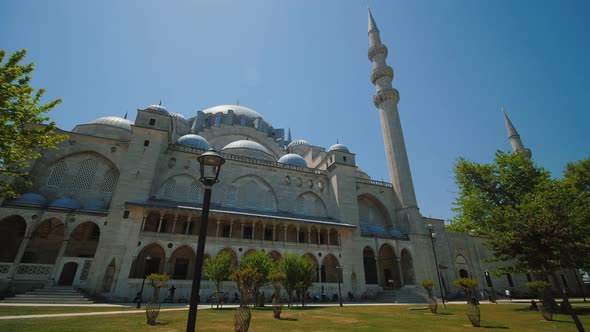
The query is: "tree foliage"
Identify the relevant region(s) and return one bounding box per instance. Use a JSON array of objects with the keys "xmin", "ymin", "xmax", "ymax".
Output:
[
  {"xmin": 0, "ymin": 49, "xmax": 66, "ymax": 198},
  {"xmin": 453, "ymin": 277, "xmax": 478, "ymax": 301},
  {"xmin": 450, "ymin": 151, "xmax": 590, "ymax": 275},
  {"xmin": 278, "ymin": 253, "xmax": 316, "ymax": 307},
  {"xmin": 204, "ymin": 251, "xmax": 235, "ymax": 294},
  {"xmin": 240, "ymin": 250, "xmax": 274, "ymax": 298}
]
